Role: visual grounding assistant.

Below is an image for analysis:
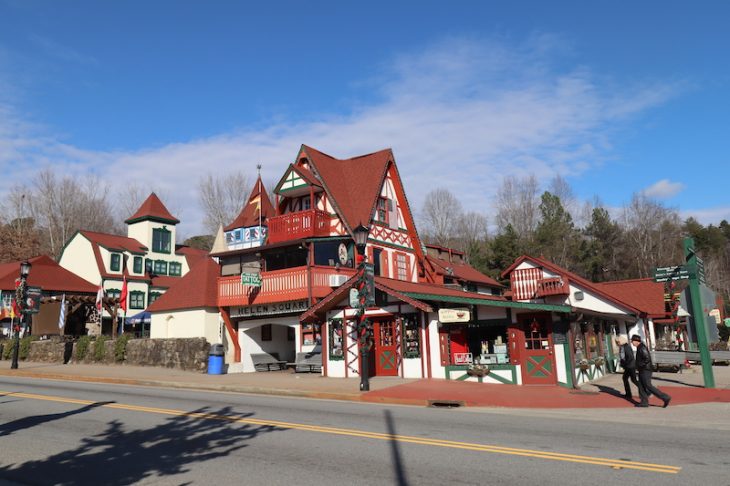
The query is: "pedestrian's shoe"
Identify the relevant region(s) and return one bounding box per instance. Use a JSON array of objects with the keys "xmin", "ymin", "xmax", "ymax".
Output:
[
  {"xmin": 623, "ymin": 394, "xmax": 633, "ymax": 400},
  {"xmin": 636, "ymin": 403, "xmax": 649, "ymax": 408},
  {"xmin": 662, "ymin": 397, "xmax": 671, "ymax": 408}
]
